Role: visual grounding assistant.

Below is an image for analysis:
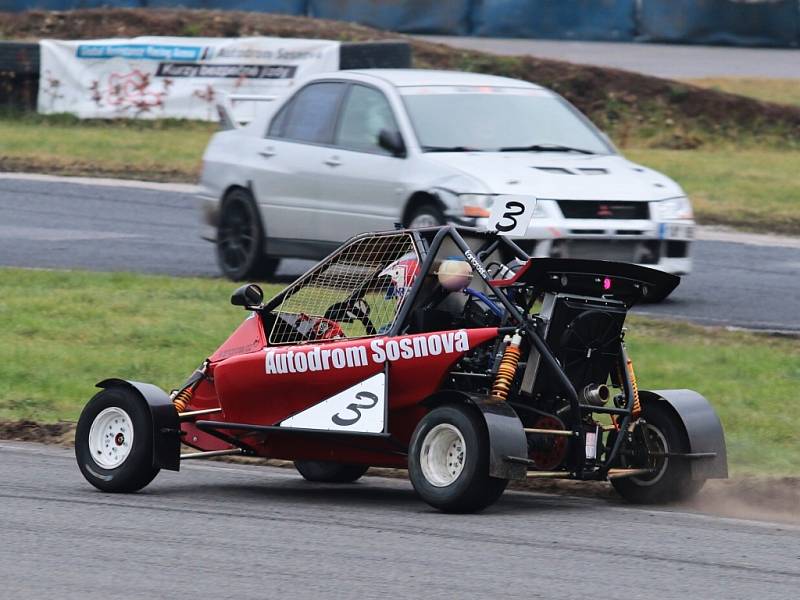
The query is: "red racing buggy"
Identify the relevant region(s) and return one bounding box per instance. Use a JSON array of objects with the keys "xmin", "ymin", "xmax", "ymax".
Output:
[{"xmin": 75, "ymin": 226, "xmax": 727, "ymax": 512}]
